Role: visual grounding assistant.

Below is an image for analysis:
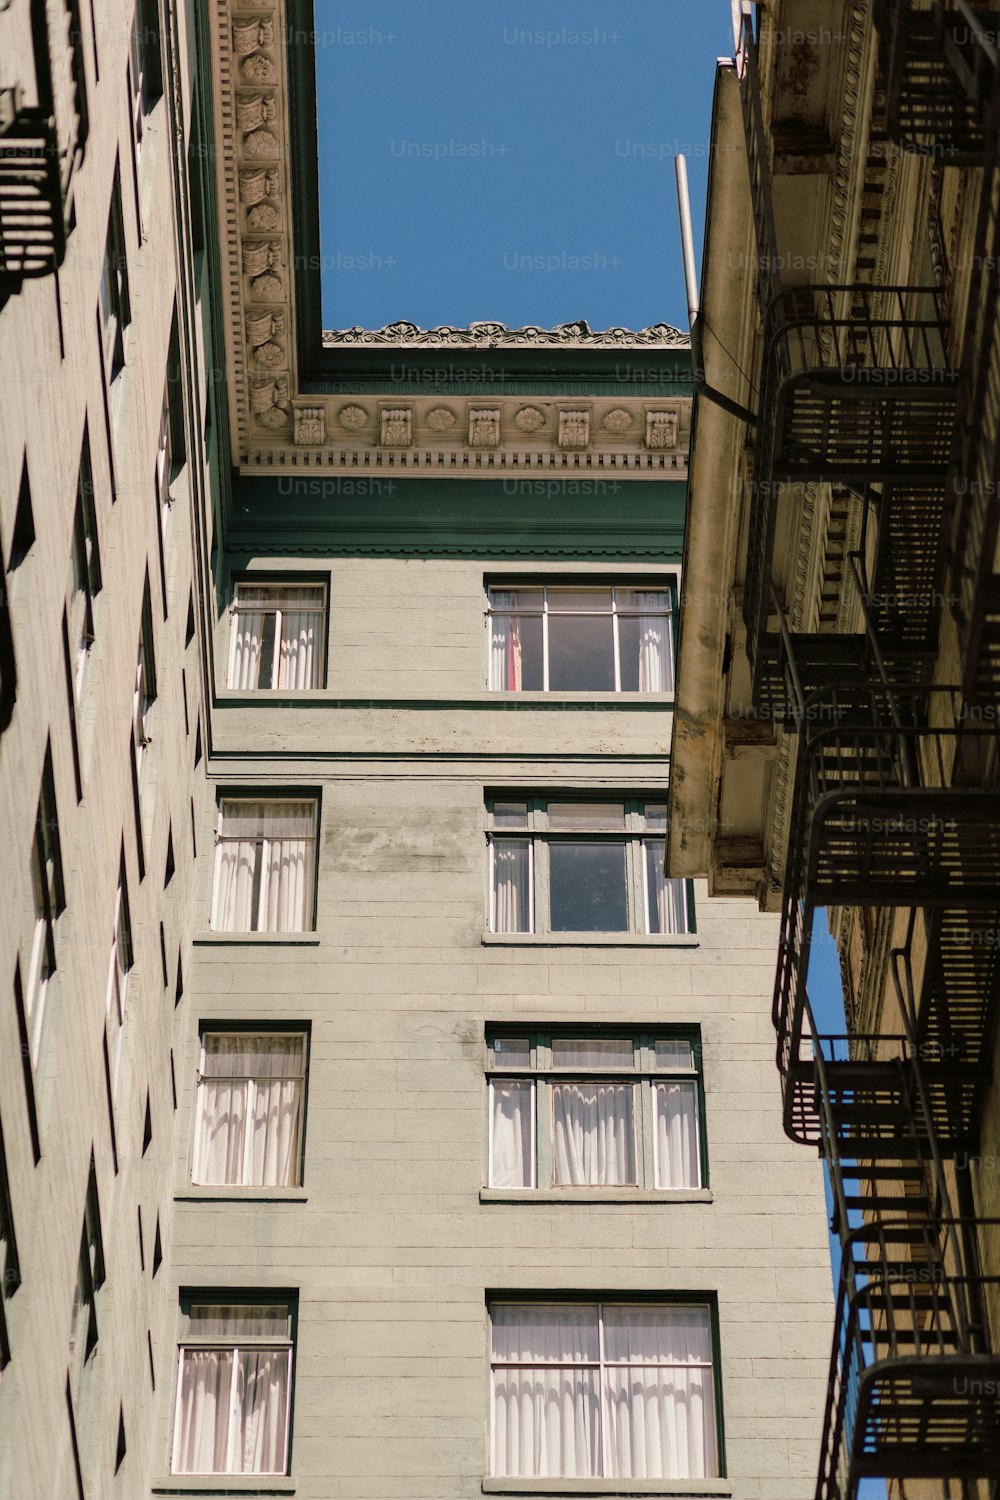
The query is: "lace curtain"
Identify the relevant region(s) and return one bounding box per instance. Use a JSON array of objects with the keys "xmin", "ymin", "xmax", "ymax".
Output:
[
  {"xmin": 552, "ymin": 1084, "xmax": 637, "ymax": 1185},
  {"xmin": 489, "ymin": 591, "xmax": 522, "ymax": 690},
  {"xmin": 491, "ymin": 839, "xmax": 530, "ymax": 933},
  {"xmin": 172, "ymin": 1346, "xmax": 290, "ymax": 1474}
]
